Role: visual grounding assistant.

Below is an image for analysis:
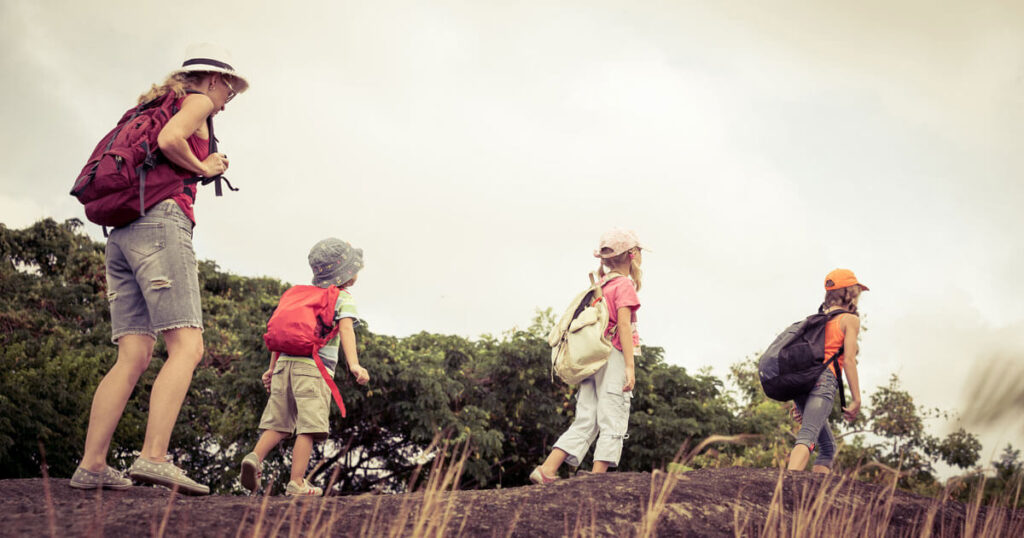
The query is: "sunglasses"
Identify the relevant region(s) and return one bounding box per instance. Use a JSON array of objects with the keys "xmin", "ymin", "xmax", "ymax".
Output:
[{"xmin": 222, "ymin": 76, "xmax": 237, "ymax": 103}]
